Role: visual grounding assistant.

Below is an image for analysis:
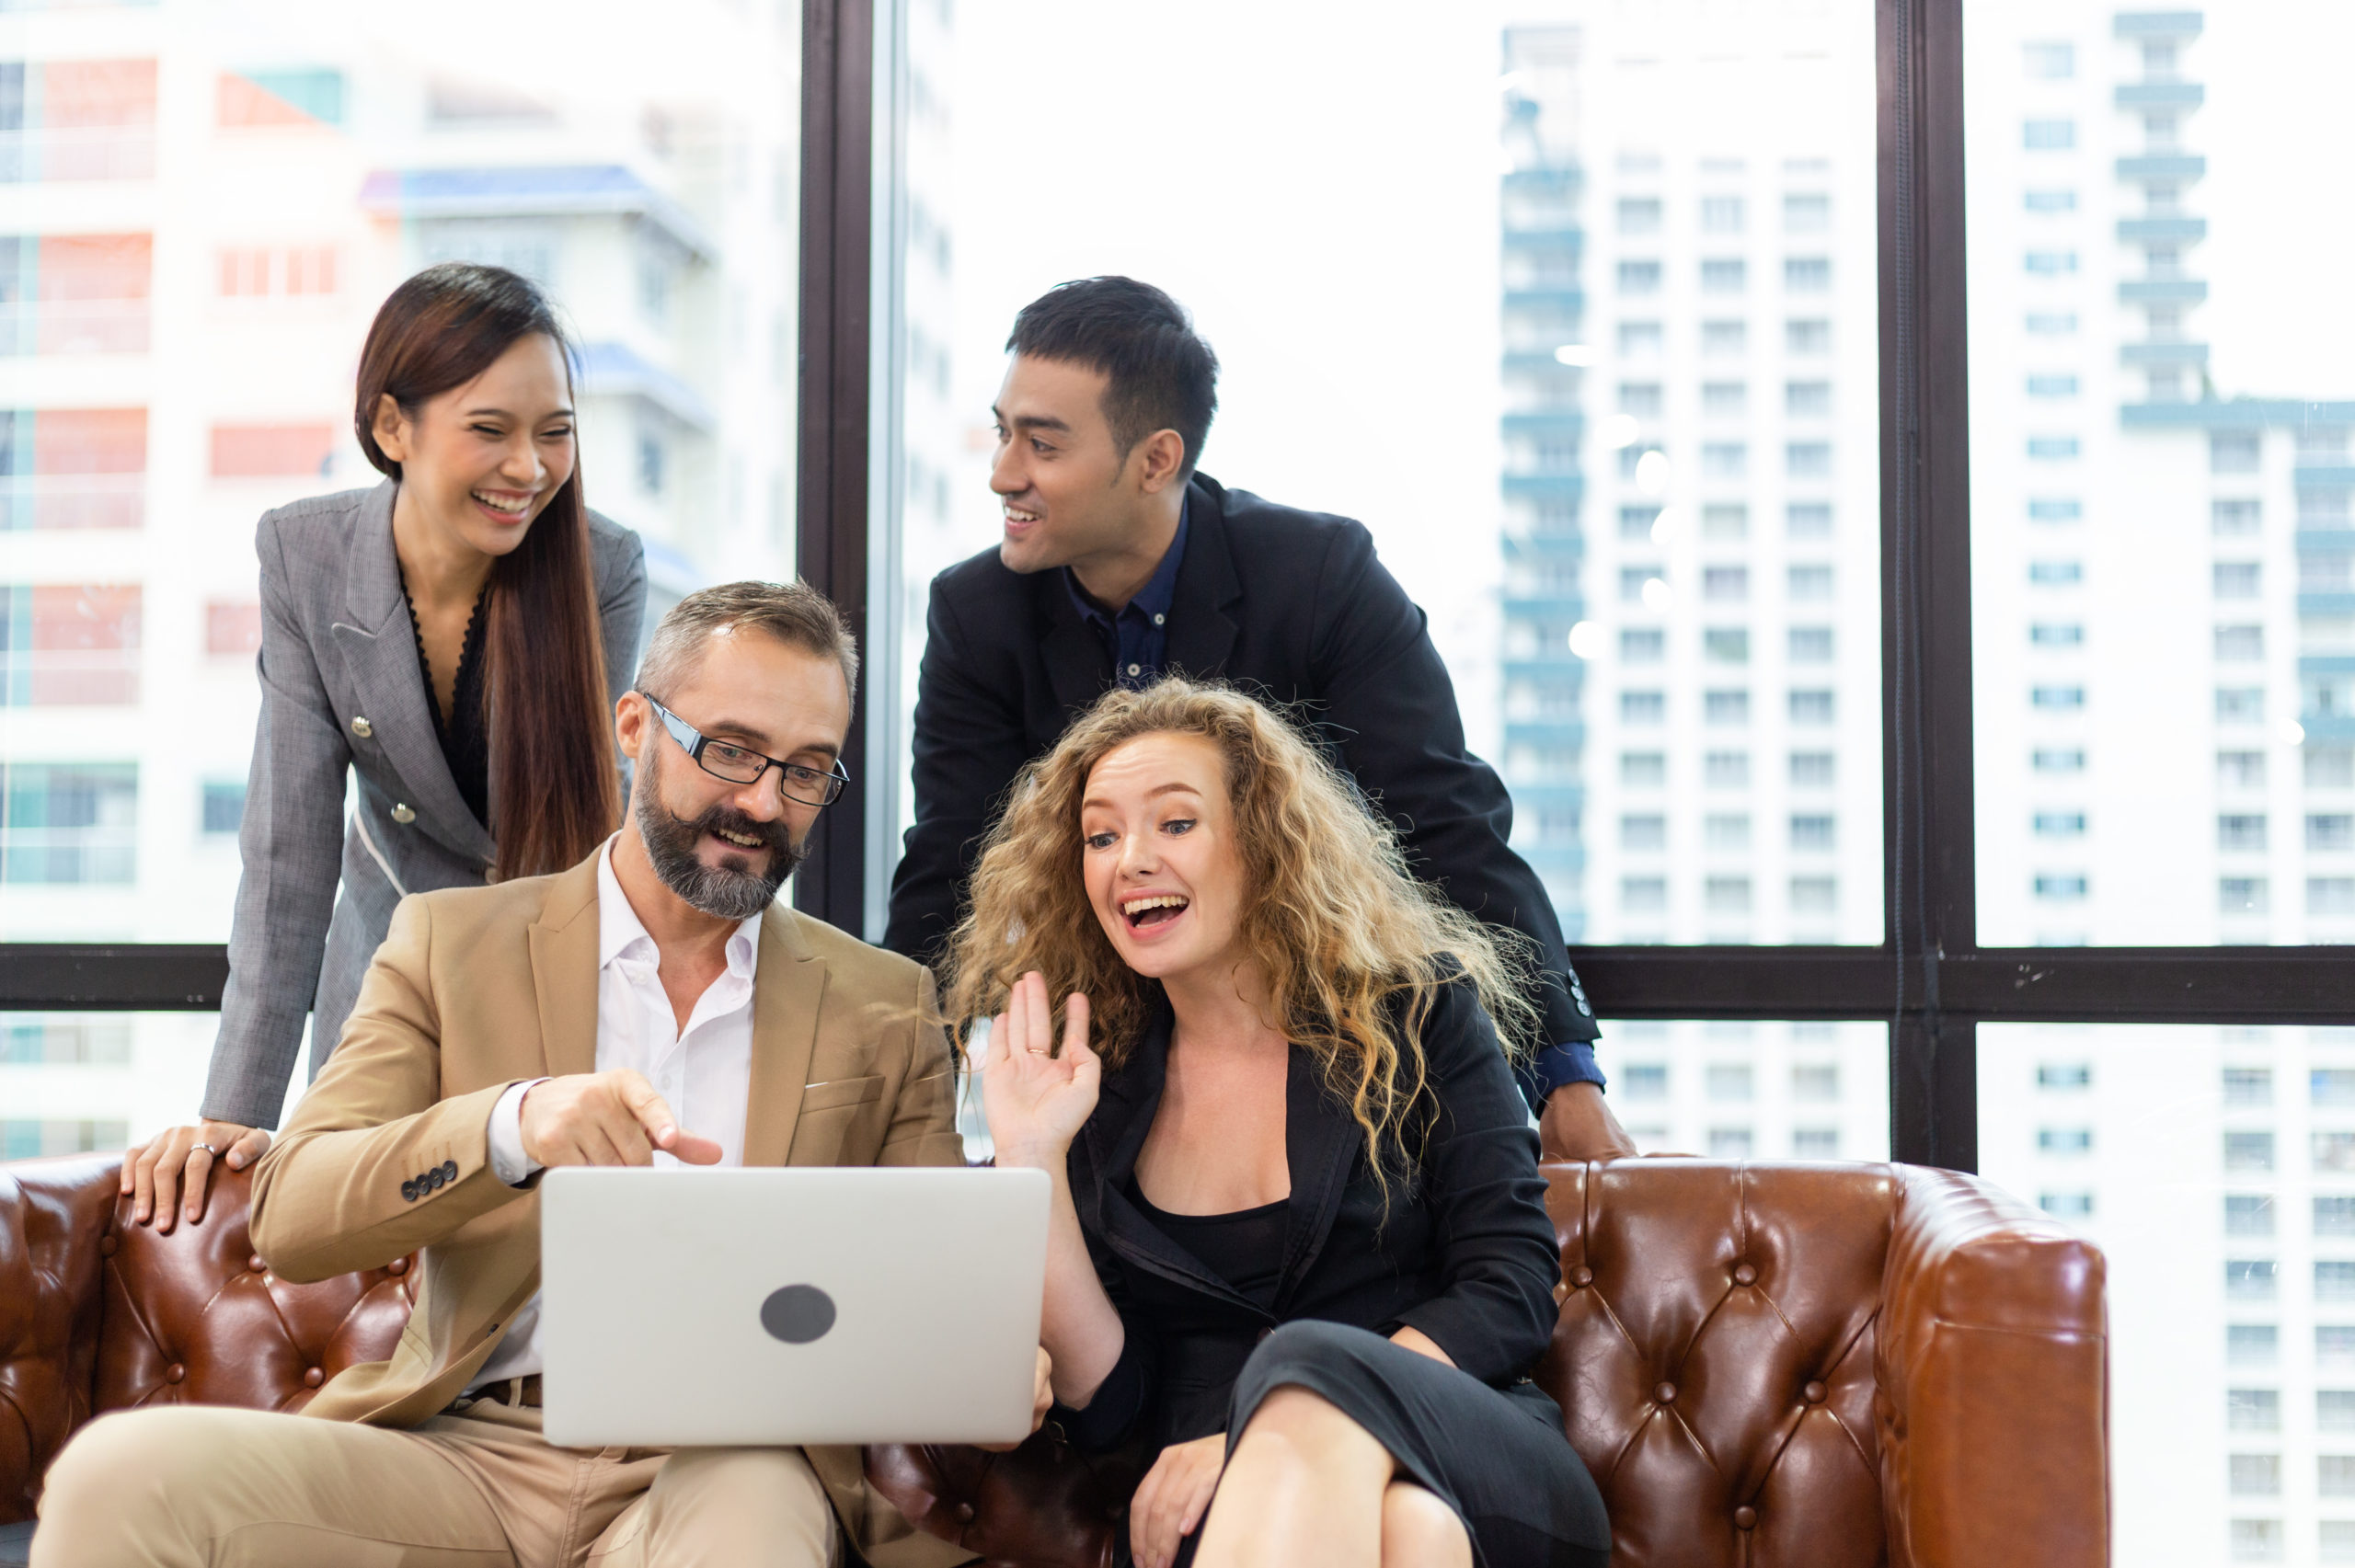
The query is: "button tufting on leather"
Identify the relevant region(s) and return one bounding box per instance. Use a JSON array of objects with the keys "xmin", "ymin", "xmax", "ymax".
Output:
[
  {"xmin": 98, "ymin": 1232, "xmax": 117, "ymax": 1256},
  {"xmin": 386, "ymin": 1257, "xmax": 410, "ymax": 1276},
  {"xmin": 165, "ymin": 1364, "xmax": 185, "ymax": 1384},
  {"xmin": 1804, "ymin": 1380, "xmax": 1827, "ymax": 1404},
  {"xmin": 954, "ymin": 1503, "xmax": 976, "ymax": 1523},
  {"xmin": 304, "ymin": 1368, "xmax": 325, "ymax": 1388},
  {"xmin": 248, "ymin": 1254, "xmax": 268, "ymax": 1274},
  {"xmin": 1654, "ymin": 1381, "xmax": 1676, "ymax": 1404},
  {"xmin": 1734, "ymin": 1505, "xmax": 1758, "ymax": 1529},
  {"xmin": 1570, "ymin": 1265, "xmax": 1594, "ymax": 1288},
  {"xmin": 1733, "ymin": 1262, "xmax": 1758, "ymax": 1286}
]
